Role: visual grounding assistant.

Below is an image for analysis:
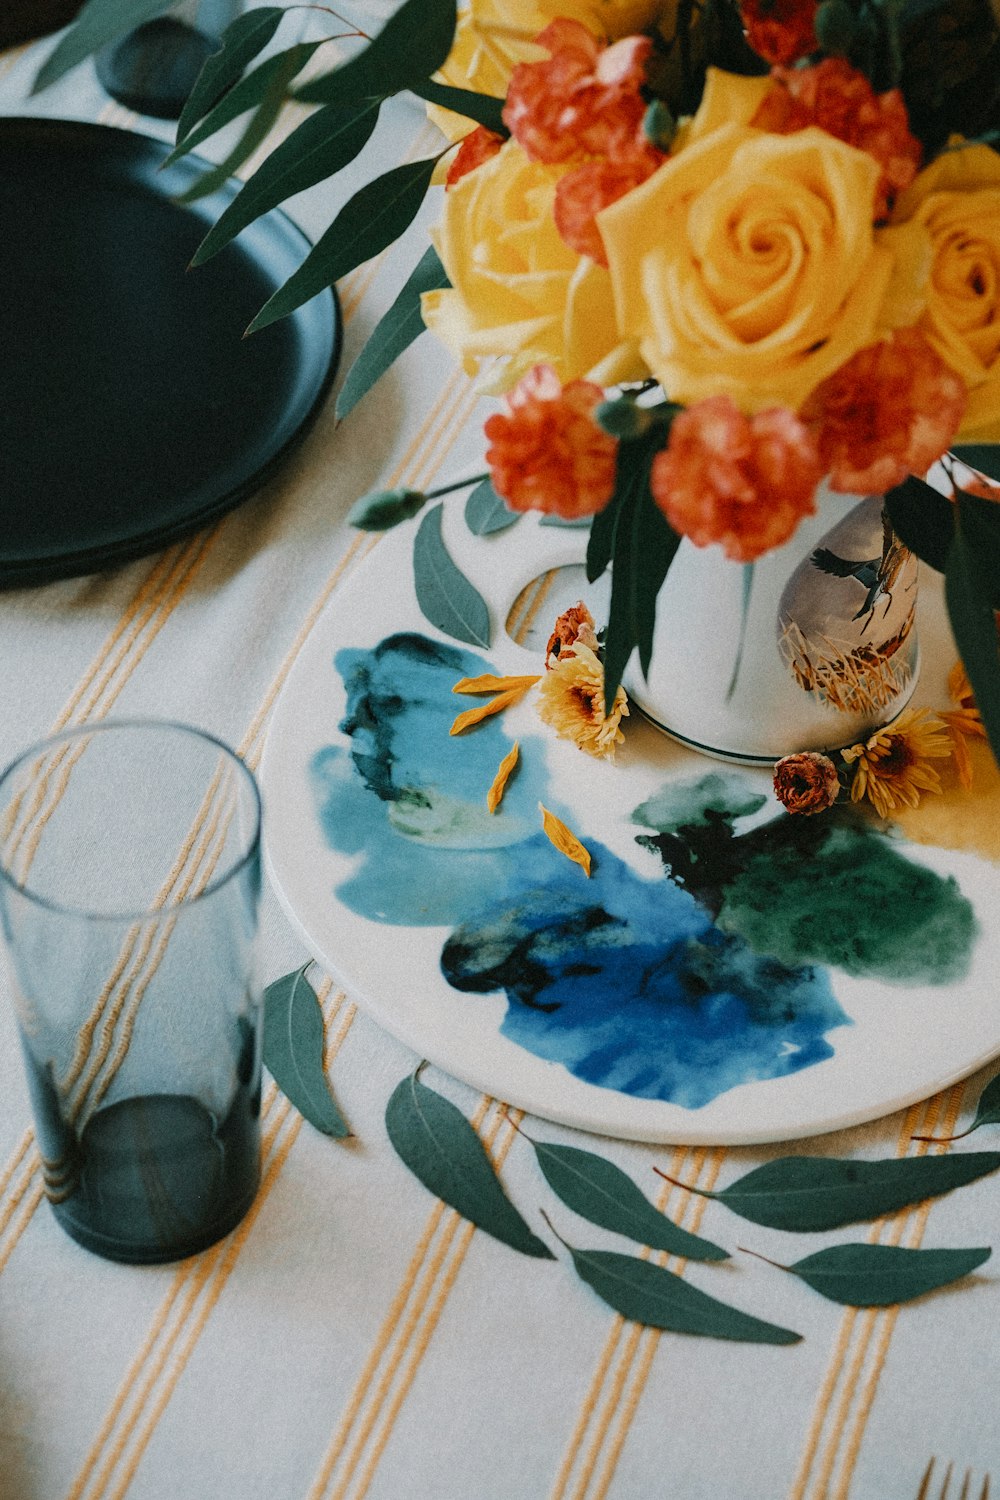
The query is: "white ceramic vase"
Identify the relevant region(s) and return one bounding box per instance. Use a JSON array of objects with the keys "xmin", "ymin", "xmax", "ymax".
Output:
[{"xmin": 623, "ymin": 486, "xmax": 920, "ymax": 764}]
